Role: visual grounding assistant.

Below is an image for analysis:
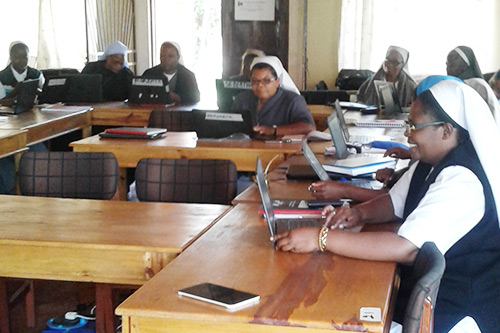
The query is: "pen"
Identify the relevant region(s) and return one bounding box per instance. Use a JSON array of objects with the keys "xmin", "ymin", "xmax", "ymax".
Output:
[{"xmin": 264, "ymin": 139, "xmax": 293, "ymax": 144}]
